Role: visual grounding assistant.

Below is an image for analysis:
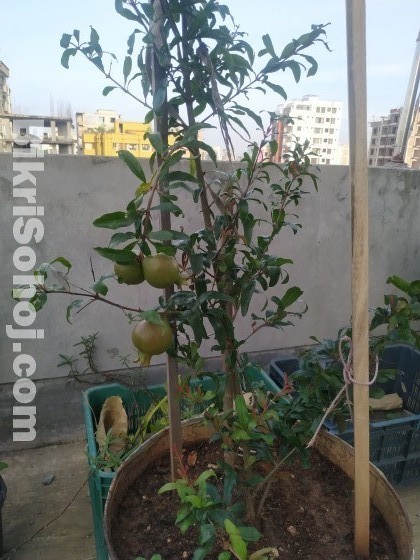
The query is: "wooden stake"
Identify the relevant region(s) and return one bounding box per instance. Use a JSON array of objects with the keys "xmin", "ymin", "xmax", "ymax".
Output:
[
  {"xmin": 346, "ymin": 1, "xmax": 370, "ymax": 556},
  {"xmin": 150, "ymin": 0, "xmax": 183, "ymax": 481}
]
